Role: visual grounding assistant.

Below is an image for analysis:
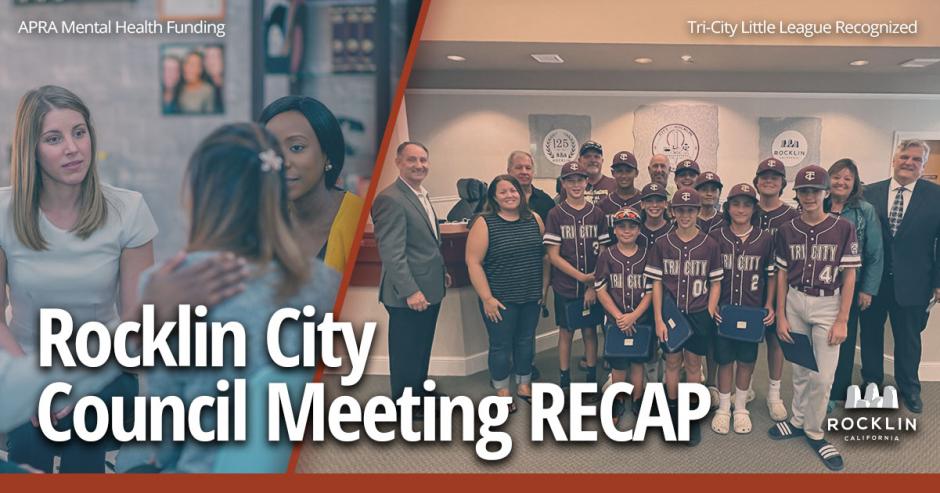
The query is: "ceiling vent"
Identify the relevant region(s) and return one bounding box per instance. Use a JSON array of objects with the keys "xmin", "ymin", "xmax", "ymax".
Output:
[{"xmin": 531, "ymin": 54, "xmax": 564, "ymax": 64}]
